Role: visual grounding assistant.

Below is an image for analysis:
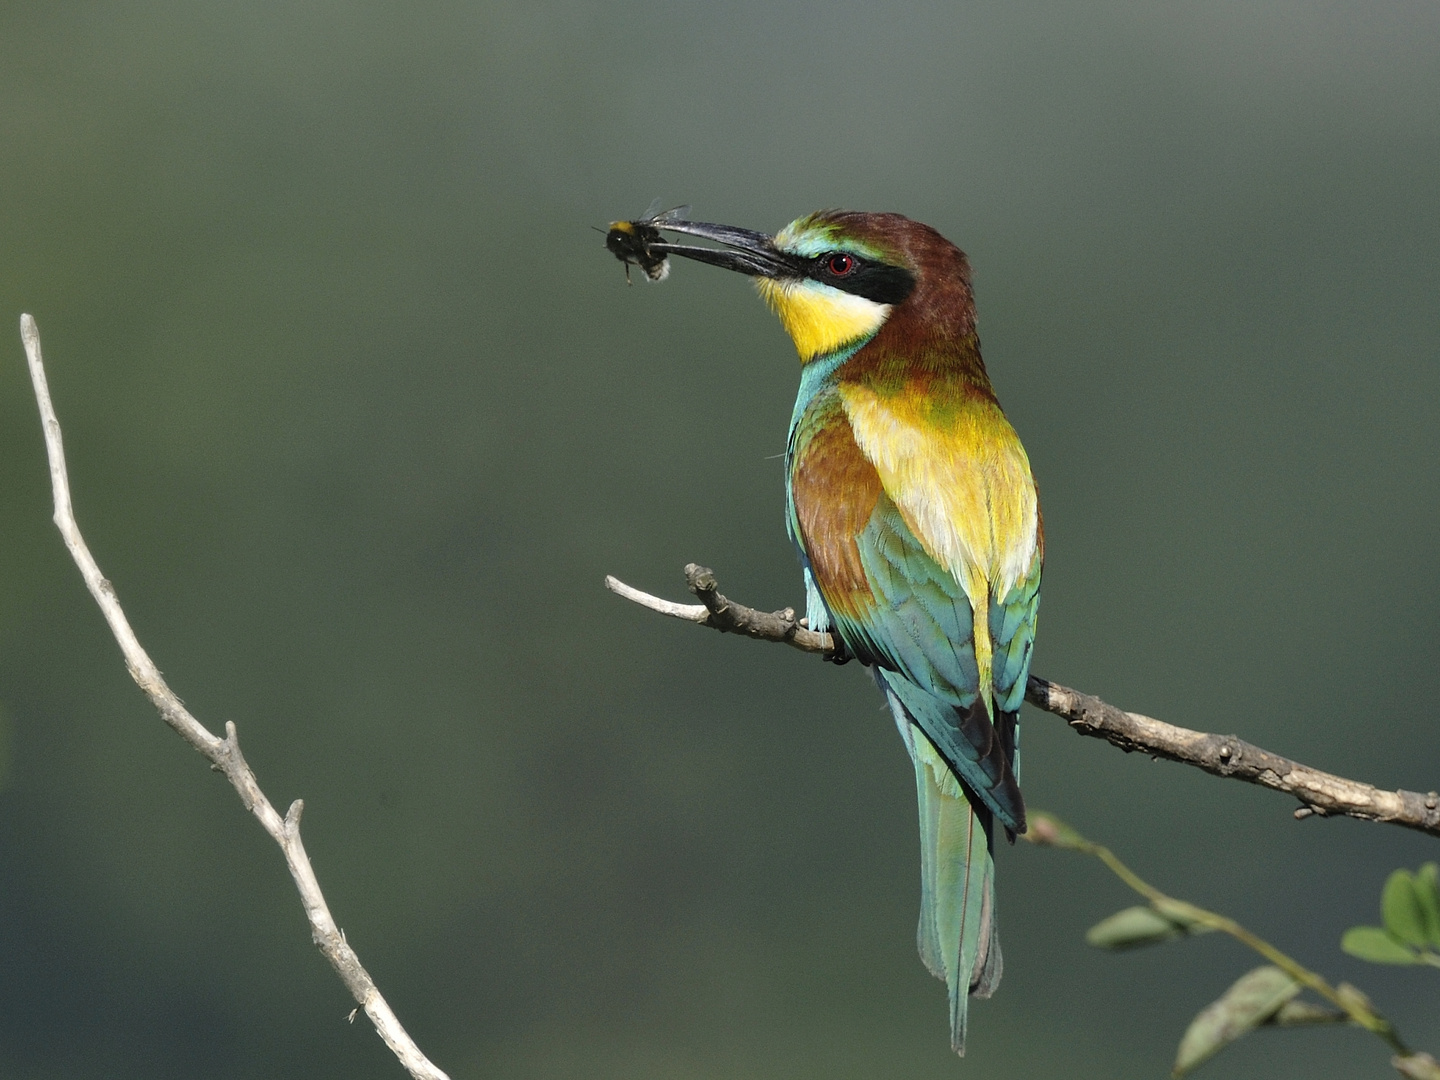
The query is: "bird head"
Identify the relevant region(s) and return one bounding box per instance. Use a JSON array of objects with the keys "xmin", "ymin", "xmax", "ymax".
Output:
[{"xmin": 650, "ymin": 211, "xmax": 975, "ymax": 363}]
